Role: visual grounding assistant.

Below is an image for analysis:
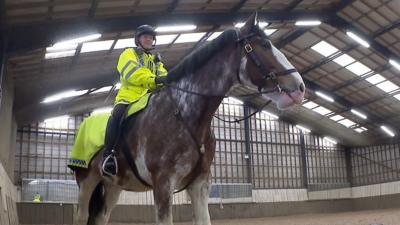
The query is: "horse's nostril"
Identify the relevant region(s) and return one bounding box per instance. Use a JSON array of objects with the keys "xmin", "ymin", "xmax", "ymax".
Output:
[{"xmin": 299, "ymin": 83, "xmax": 305, "ymax": 92}]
